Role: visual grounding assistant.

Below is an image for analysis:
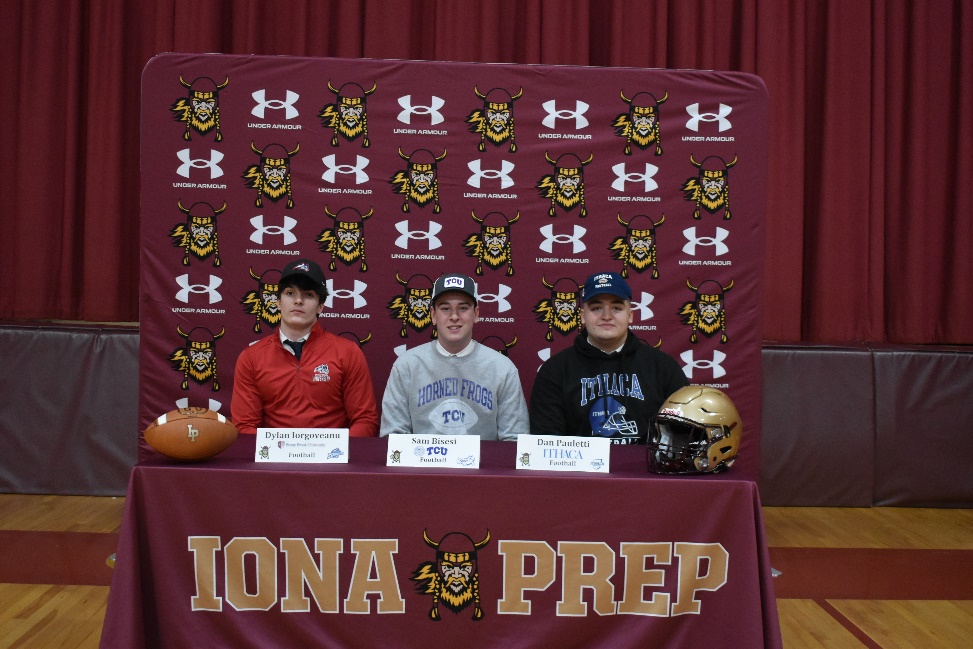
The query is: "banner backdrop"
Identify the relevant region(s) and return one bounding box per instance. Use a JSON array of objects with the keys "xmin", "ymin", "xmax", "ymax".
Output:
[{"xmin": 139, "ymin": 53, "xmax": 767, "ymax": 468}]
